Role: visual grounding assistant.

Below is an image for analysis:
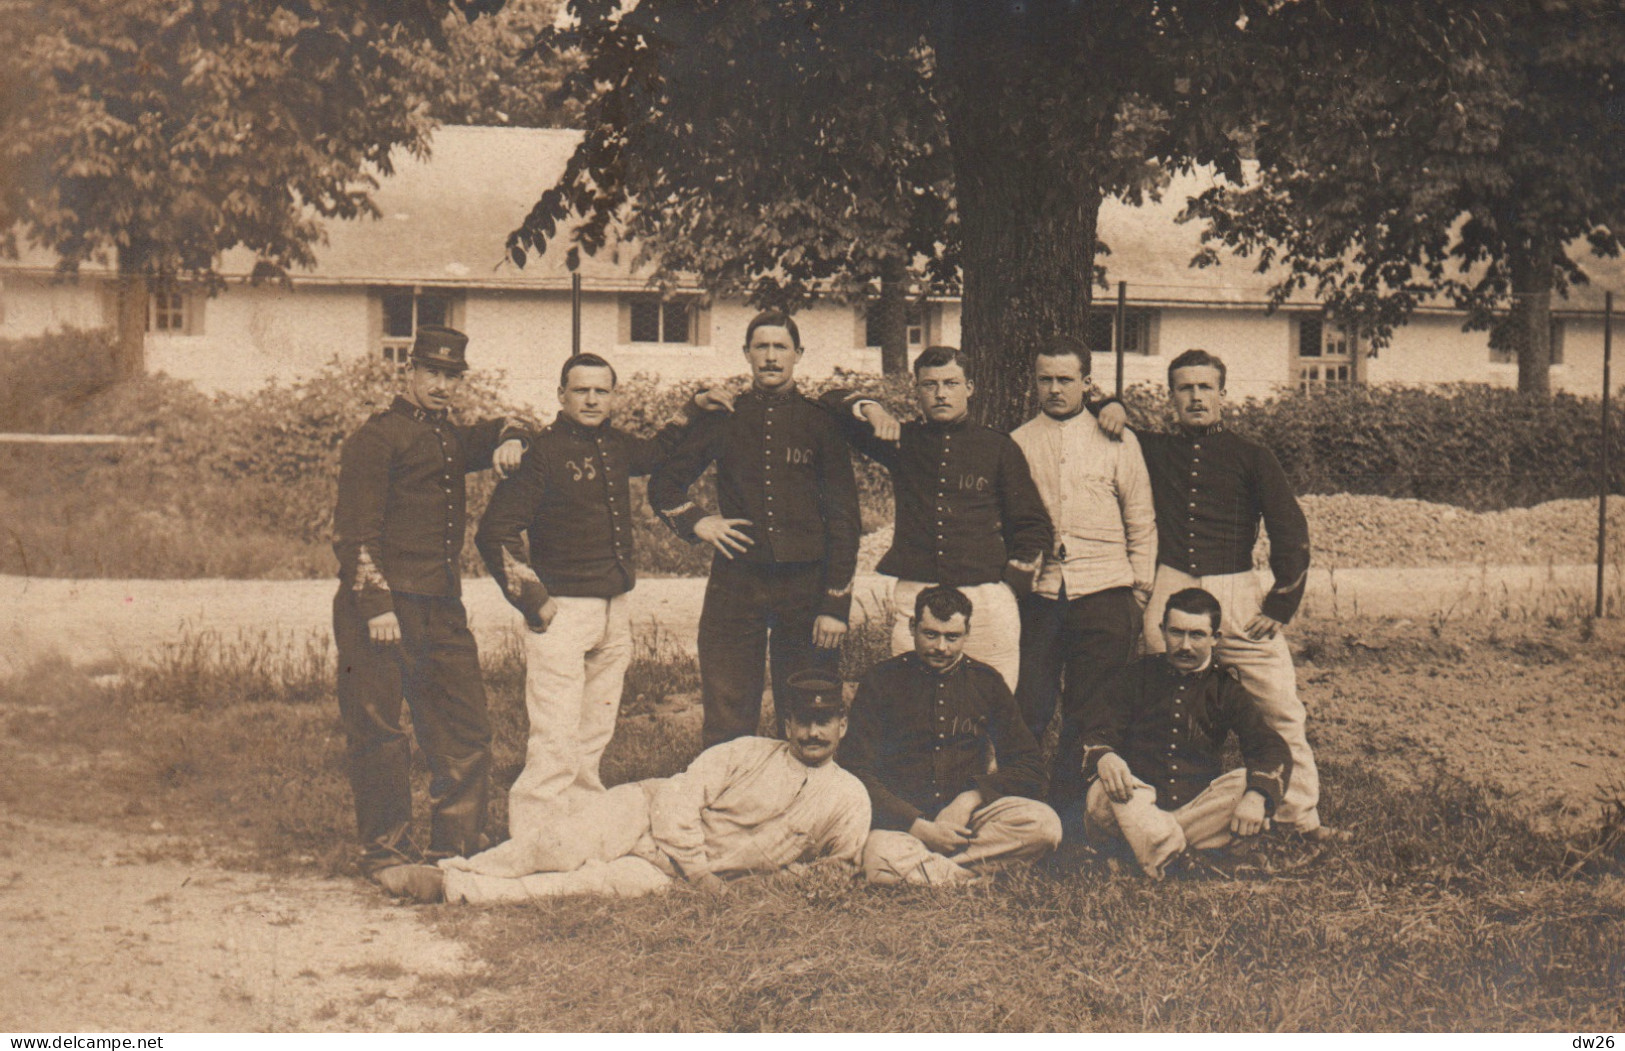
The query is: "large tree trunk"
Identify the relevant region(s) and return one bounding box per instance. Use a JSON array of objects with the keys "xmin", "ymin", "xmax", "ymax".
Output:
[
  {"xmin": 877, "ymin": 253, "xmax": 909, "ymax": 376},
  {"xmin": 1508, "ymin": 238, "xmax": 1554, "ymax": 397},
  {"xmin": 935, "ymin": 2, "xmax": 1104, "ymax": 432}
]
